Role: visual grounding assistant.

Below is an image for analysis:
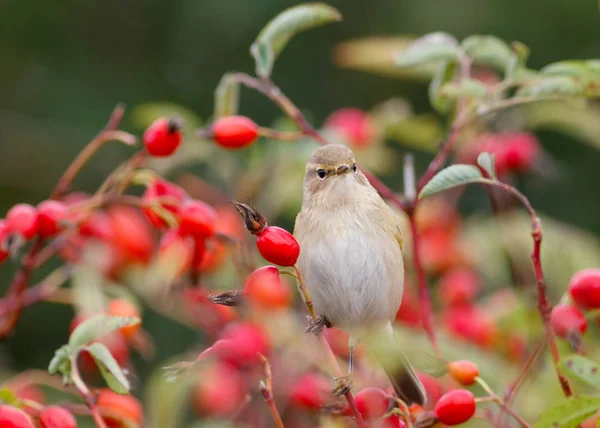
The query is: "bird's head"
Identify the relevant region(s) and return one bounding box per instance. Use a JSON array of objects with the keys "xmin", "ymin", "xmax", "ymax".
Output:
[{"xmin": 302, "ymin": 144, "xmax": 371, "ymax": 206}]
